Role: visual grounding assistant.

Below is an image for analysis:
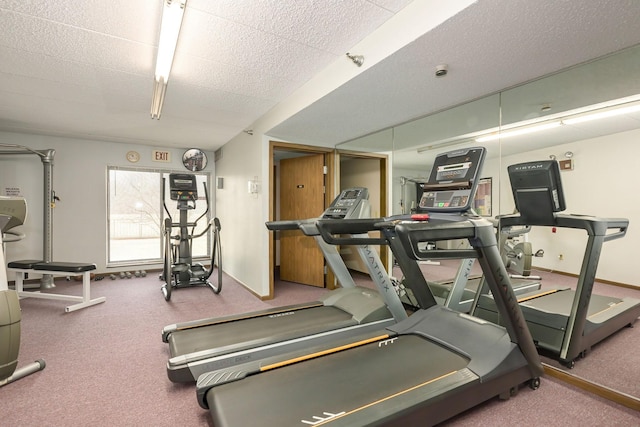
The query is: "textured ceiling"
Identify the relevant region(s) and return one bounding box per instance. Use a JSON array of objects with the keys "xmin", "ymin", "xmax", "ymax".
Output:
[
  {"xmin": 270, "ymin": 0, "xmax": 640, "ymax": 146},
  {"xmin": 1, "ymin": 0, "xmax": 640, "ymax": 154},
  {"xmin": 0, "ymin": 0, "xmax": 412, "ymax": 148}
]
